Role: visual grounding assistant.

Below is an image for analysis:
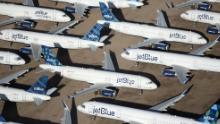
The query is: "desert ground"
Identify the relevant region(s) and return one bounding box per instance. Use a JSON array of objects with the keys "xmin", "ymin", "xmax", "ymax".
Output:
[{"xmin": 0, "ymin": 0, "xmax": 219, "ymax": 124}]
